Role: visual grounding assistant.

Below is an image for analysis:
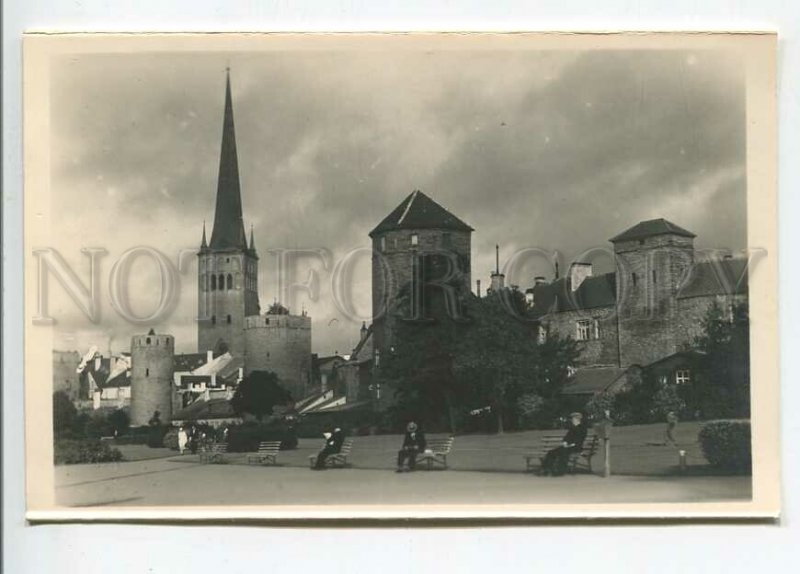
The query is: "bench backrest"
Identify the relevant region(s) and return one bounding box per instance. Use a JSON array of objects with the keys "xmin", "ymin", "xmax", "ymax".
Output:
[
  {"xmin": 427, "ymin": 437, "xmax": 454, "ymax": 455},
  {"xmin": 257, "ymin": 441, "xmax": 282, "ymax": 453},
  {"xmin": 539, "ymin": 433, "xmax": 597, "ymax": 454},
  {"xmin": 213, "ymin": 443, "xmax": 228, "ymax": 453},
  {"xmin": 339, "ymin": 438, "xmax": 354, "ymax": 455}
]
